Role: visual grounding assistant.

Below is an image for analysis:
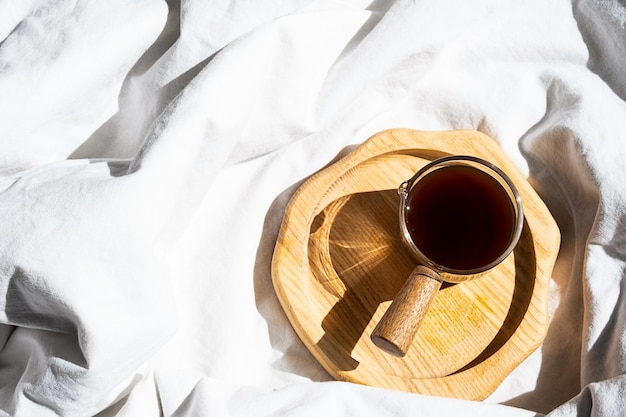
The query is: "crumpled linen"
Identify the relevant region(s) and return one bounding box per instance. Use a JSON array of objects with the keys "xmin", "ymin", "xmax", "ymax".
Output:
[{"xmin": 0, "ymin": 0, "xmax": 625, "ymax": 416}]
